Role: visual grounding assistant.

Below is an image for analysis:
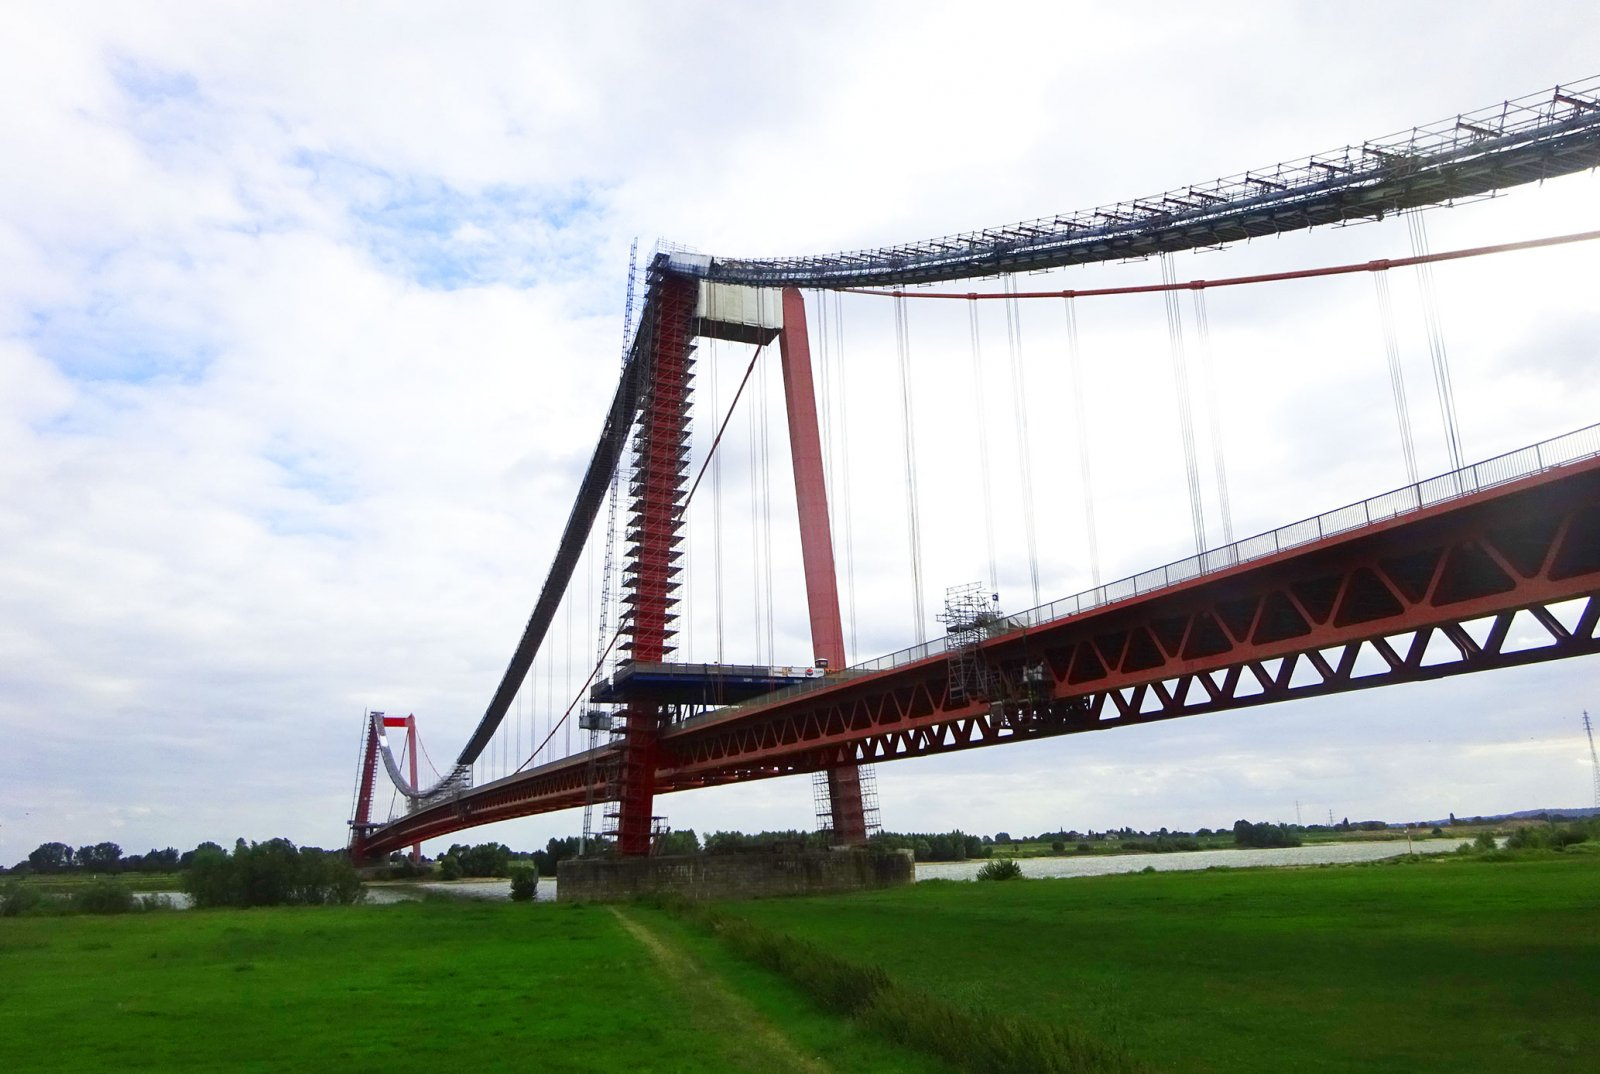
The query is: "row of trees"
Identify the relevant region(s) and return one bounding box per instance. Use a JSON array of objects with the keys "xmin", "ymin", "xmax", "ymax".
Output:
[
  {"xmin": 14, "ymin": 841, "xmax": 188, "ymax": 874},
  {"xmin": 869, "ymin": 831, "xmax": 991, "ymax": 862},
  {"xmin": 1232, "ymin": 819, "xmax": 1303, "ymax": 848},
  {"xmin": 184, "ymin": 839, "xmax": 362, "ymax": 907}
]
